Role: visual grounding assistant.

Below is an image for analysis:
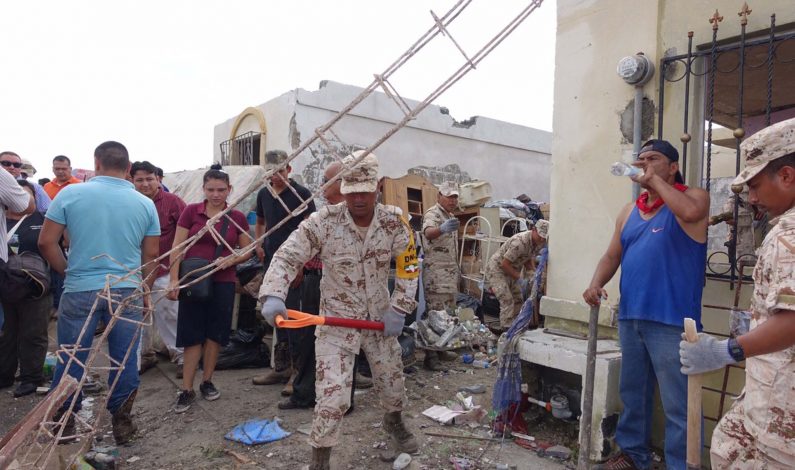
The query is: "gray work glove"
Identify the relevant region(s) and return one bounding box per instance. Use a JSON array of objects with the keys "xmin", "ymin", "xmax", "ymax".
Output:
[
  {"xmin": 439, "ymin": 218, "xmax": 460, "ymax": 234},
  {"xmin": 261, "ymin": 296, "xmax": 287, "ymax": 327},
  {"xmin": 382, "ymin": 307, "xmax": 406, "ymax": 337},
  {"xmin": 679, "ymin": 333, "xmax": 736, "ymax": 375}
]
